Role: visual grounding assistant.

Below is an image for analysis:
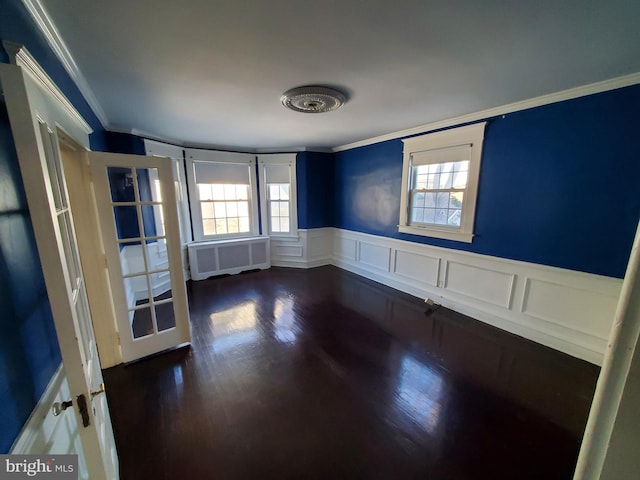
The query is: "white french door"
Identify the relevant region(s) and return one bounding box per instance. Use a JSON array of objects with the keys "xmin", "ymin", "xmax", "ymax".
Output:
[
  {"xmin": 0, "ymin": 61, "xmax": 118, "ymax": 479},
  {"xmin": 89, "ymin": 152, "xmax": 191, "ymax": 362}
]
